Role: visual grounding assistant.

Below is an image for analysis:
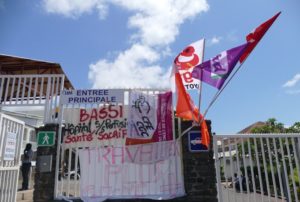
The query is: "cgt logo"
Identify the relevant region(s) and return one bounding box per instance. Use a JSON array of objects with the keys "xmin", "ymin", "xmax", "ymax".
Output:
[{"xmin": 174, "ymin": 46, "xmax": 199, "ymax": 70}]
